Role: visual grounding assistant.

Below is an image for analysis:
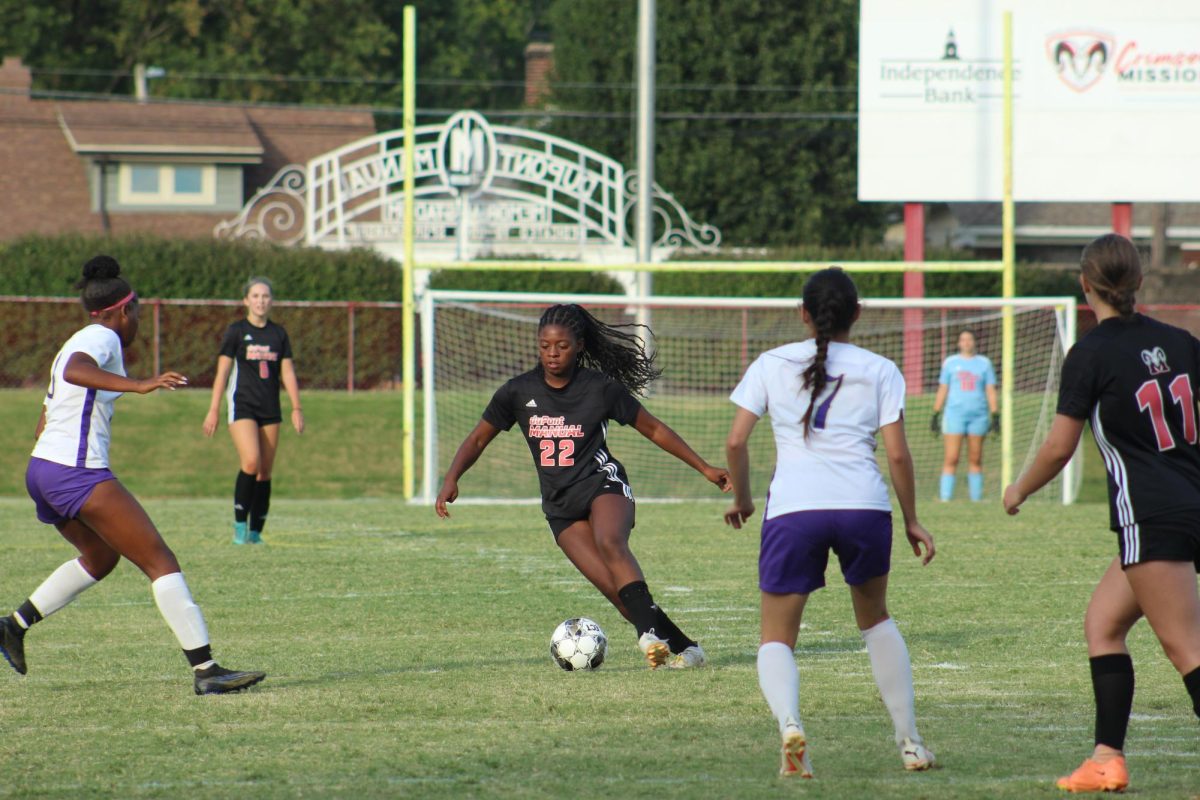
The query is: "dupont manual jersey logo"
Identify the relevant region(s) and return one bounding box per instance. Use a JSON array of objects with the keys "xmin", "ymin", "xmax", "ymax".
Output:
[{"xmin": 1141, "ymin": 347, "xmax": 1170, "ymax": 375}]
